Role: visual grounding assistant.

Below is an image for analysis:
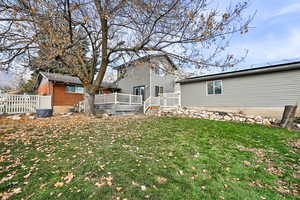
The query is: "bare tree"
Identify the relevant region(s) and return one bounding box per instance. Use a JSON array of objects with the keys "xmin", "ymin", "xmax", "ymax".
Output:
[{"xmin": 0, "ymin": 0, "xmax": 252, "ymax": 114}]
